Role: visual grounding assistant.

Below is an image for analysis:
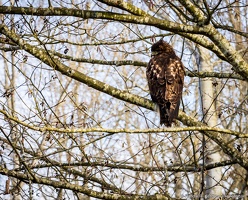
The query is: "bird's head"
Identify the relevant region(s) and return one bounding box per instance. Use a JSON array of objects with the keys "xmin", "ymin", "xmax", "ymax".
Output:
[{"xmin": 151, "ymin": 39, "xmax": 175, "ymax": 56}]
